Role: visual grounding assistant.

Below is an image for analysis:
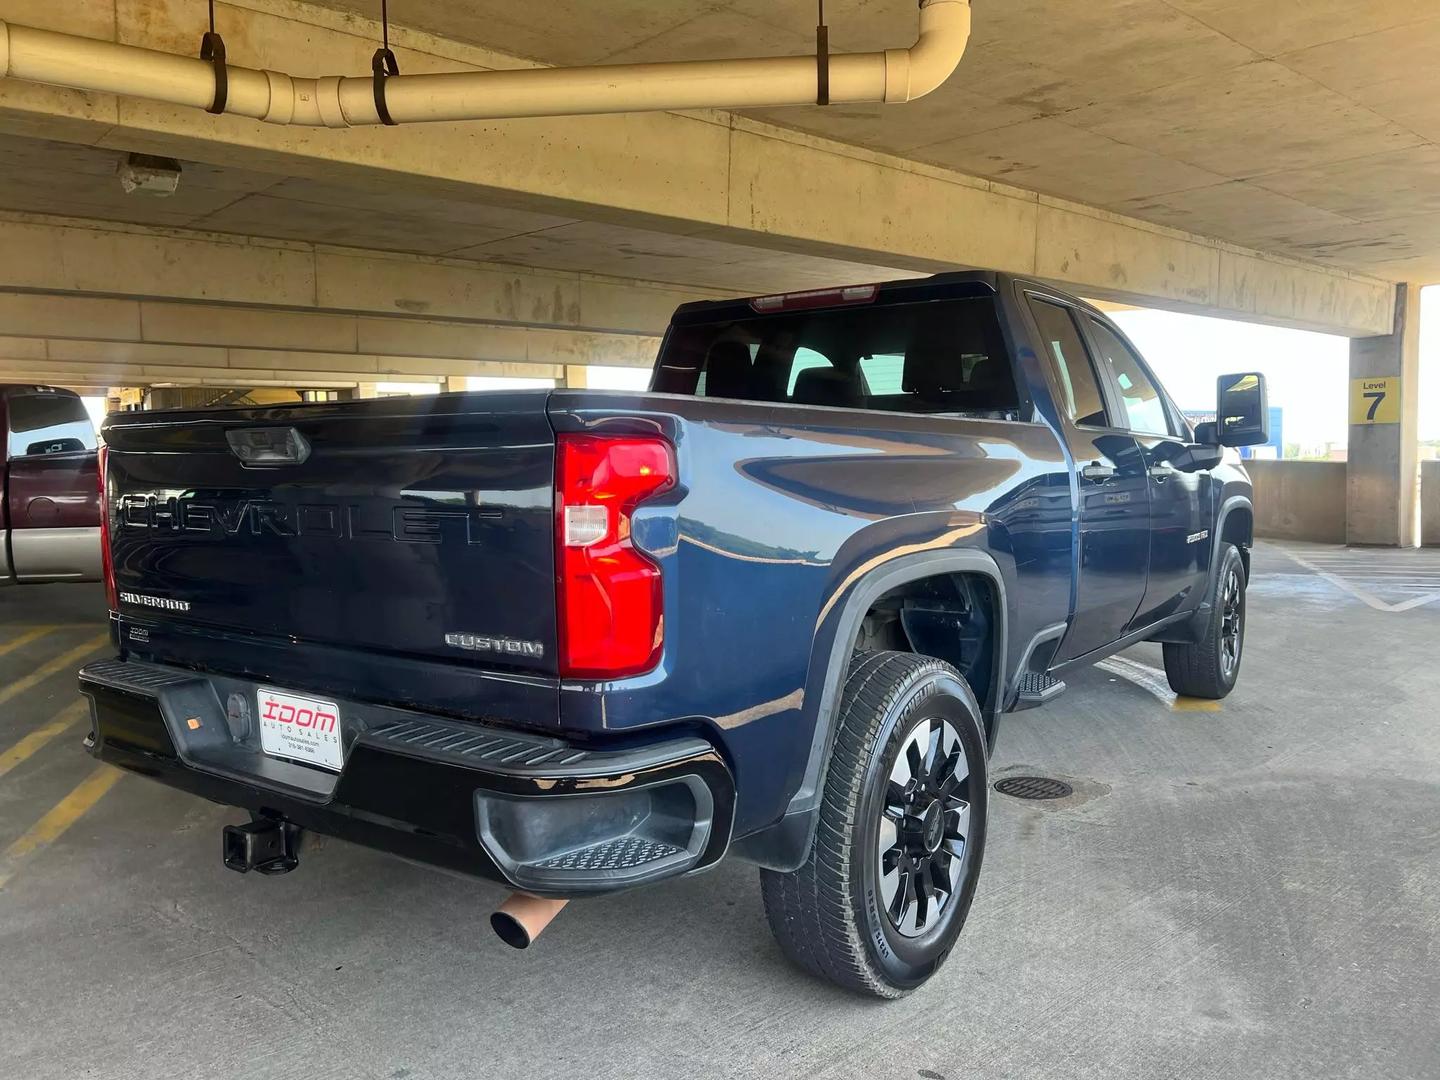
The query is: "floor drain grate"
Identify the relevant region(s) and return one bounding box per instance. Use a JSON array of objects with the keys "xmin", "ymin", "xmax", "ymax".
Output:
[{"xmin": 994, "ymin": 775, "xmax": 1073, "ymax": 801}]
